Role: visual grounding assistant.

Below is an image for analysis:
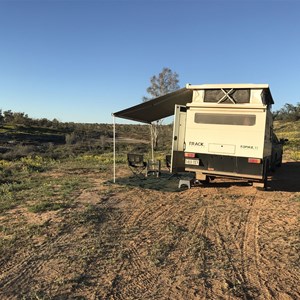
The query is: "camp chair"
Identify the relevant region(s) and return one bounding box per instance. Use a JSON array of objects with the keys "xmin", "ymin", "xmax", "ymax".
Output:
[{"xmin": 127, "ymin": 153, "xmax": 147, "ymax": 179}]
